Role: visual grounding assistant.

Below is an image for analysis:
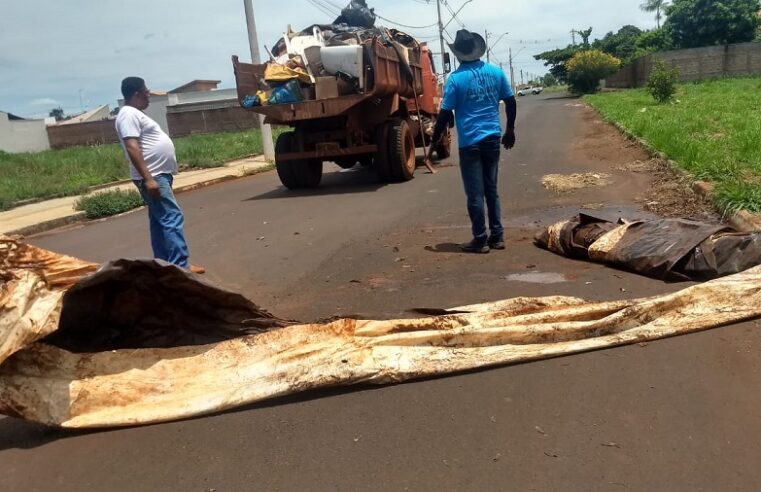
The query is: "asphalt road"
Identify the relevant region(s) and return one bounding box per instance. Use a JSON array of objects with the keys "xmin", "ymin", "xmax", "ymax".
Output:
[{"xmin": 2, "ymin": 94, "xmax": 760, "ymax": 491}]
